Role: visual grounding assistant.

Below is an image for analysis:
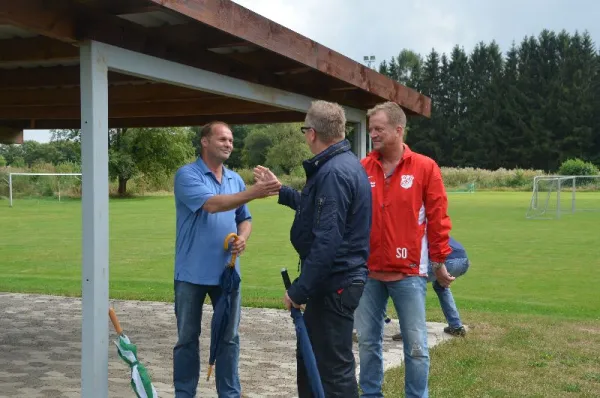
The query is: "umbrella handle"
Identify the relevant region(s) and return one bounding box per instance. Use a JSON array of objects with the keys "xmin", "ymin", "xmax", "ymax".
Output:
[
  {"xmin": 109, "ymin": 308, "xmax": 123, "ymax": 335},
  {"xmin": 281, "ymin": 268, "xmax": 292, "ymax": 289},
  {"xmin": 223, "ymin": 232, "xmax": 239, "ymax": 267}
]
